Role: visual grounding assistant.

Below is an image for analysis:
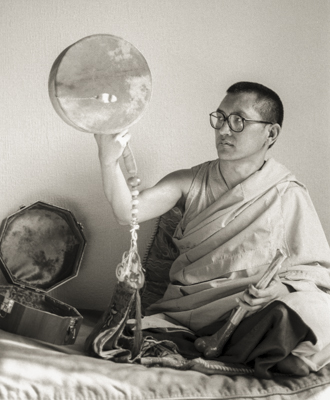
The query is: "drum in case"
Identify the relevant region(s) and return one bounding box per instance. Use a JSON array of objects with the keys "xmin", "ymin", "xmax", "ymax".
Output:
[{"xmin": 0, "ymin": 201, "xmax": 86, "ymax": 345}]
